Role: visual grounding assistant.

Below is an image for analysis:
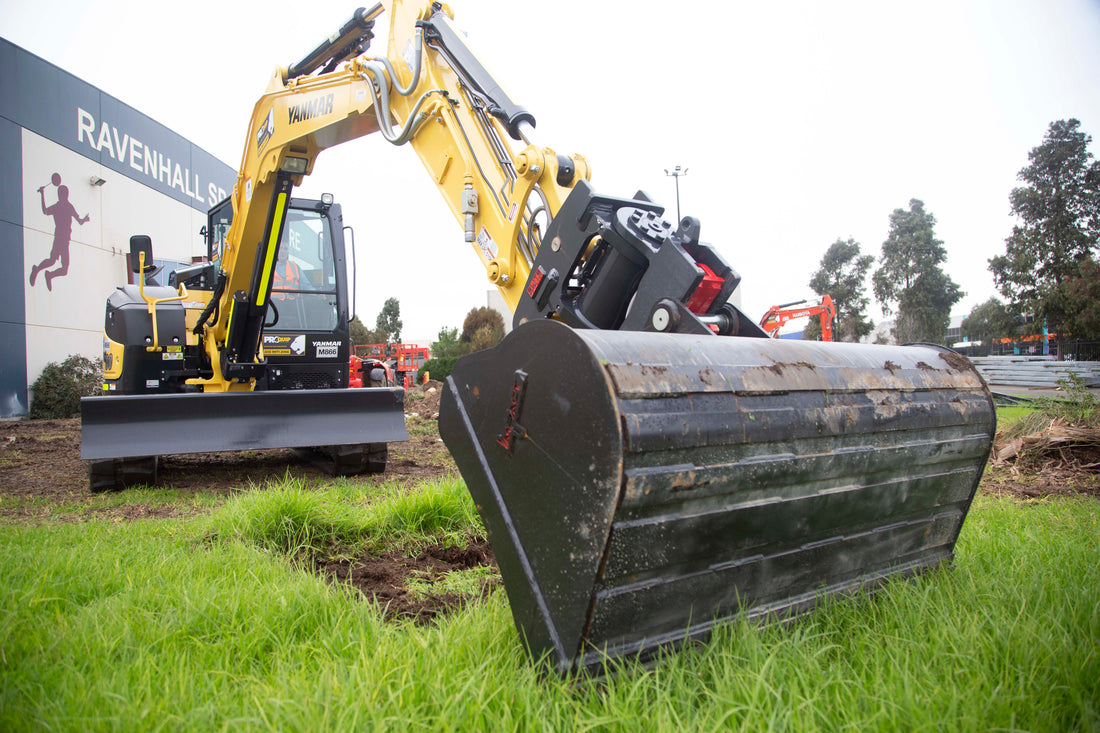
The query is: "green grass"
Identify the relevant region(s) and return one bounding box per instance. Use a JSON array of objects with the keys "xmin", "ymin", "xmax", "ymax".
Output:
[
  {"xmin": 994, "ymin": 404, "xmax": 1035, "ymax": 432},
  {"xmin": 1, "ymin": 479, "xmax": 1096, "ymax": 731},
  {"xmin": 204, "ymin": 475, "xmax": 480, "ymax": 558},
  {"xmin": 406, "ymin": 565, "xmax": 499, "ymax": 600},
  {"xmin": 405, "ymin": 416, "xmax": 441, "ymax": 436}
]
